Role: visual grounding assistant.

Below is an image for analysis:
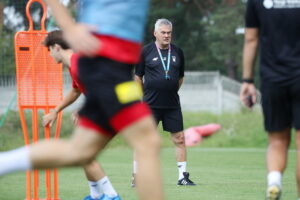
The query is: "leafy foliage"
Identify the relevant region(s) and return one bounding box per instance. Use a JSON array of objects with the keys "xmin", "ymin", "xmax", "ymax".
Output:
[
  {"xmin": 202, "ymin": 1, "xmax": 246, "ymax": 79},
  {"xmin": 0, "ymin": 0, "xmax": 257, "ymax": 81}
]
